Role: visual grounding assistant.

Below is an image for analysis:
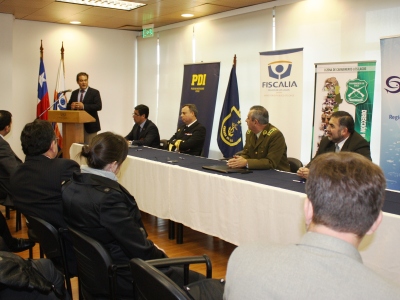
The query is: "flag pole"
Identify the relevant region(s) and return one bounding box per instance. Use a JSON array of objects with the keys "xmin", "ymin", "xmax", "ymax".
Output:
[
  {"xmin": 40, "ymin": 40, "xmax": 43, "ymax": 59},
  {"xmin": 60, "ymin": 42, "xmax": 65, "ymax": 78},
  {"xmin": 233, "ymin": 54, "xmax": 236, "ymax": 67}
]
